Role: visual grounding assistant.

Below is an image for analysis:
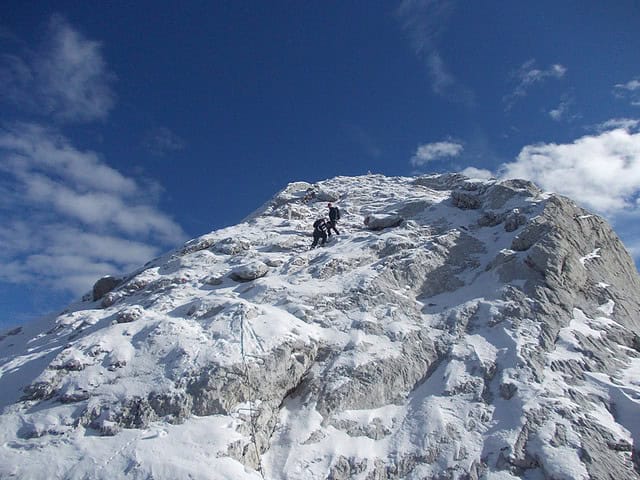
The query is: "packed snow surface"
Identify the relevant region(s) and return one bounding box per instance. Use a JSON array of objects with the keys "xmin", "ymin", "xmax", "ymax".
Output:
[{"xmin": 1, "ymin": 173, "xmax": 640, "ymax": 479}]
